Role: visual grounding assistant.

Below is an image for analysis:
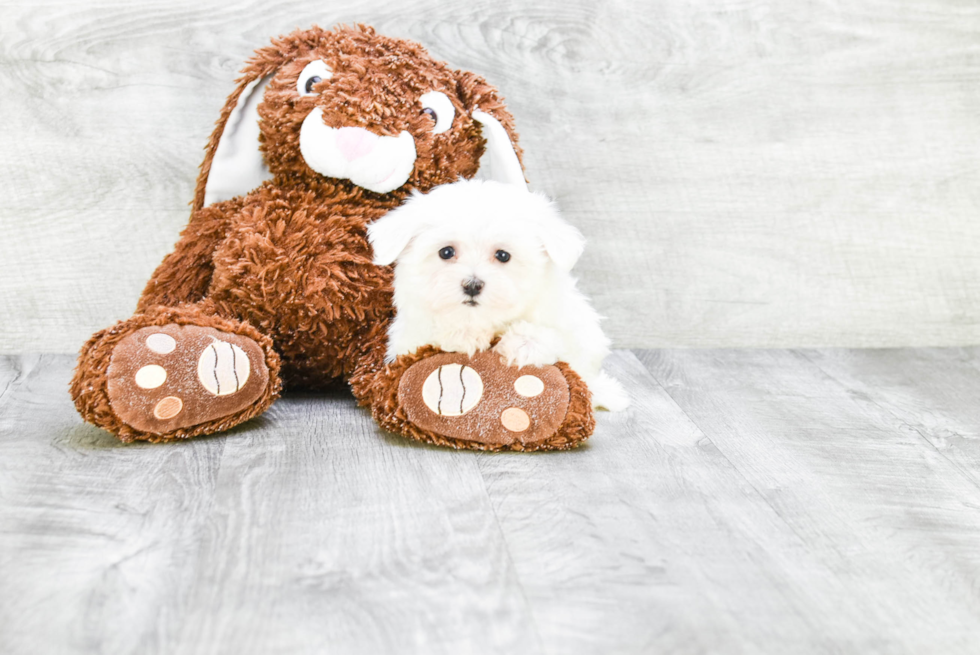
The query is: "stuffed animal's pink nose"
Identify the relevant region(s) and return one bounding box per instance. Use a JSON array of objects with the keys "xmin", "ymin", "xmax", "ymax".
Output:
[{"xmin": 335, "ymin": 127, "xmax": 378, "ymax": 161}]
